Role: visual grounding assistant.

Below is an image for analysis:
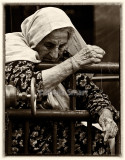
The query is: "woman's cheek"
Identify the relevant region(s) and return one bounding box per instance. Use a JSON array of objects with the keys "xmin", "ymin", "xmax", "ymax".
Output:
[{"xmin": 39, "ymin": 48, "xmax": 49, "ymax": 59}]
